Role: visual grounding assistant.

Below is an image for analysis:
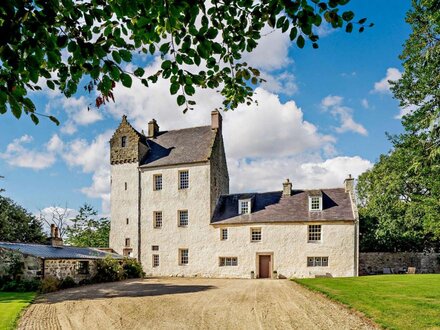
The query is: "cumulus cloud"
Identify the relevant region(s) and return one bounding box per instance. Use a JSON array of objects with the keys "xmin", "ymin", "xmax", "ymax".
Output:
[
  {"xmin": 372, "ymin": 68, "xmax": 402, "ymax": 94},
  {"xmin": 321, "ymin": 95, "xmax": 368, "ymax": 136},
  {"xmin": 0, "ymin": 134, "xmax": 63, "ymax": 170},
  {"xmin": 260, "ymin": 71, "xmax": 298, "ymax": 96}
]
